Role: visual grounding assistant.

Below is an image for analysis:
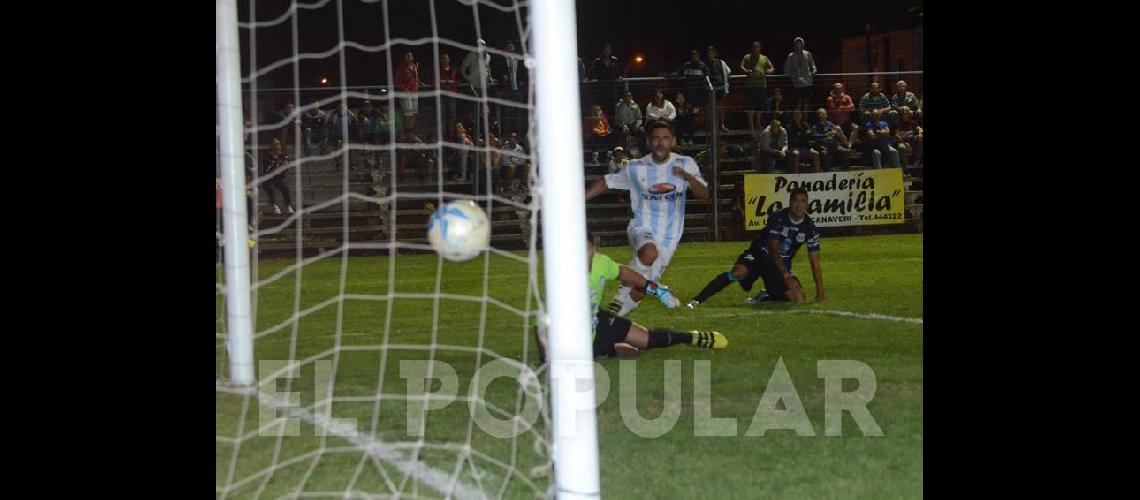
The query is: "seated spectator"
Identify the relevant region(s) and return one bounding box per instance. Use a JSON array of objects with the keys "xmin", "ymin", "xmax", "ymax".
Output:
[
  {"xmin": 608, "ymin": 145, "xmax": 630, "ymax": 173},
  {"xmin": 674, "ymin": 91, "xmax": 696, "ymax": 146},
  {"xmin": 500, "ymin": 131, "xmax": 530, "ymax": 194},
  {"xmin": 645, "ymin": 89, "xmax": 677, "ymax": 124},
  {"xmin": 894, "ymin": 106, "xmax": 923, "ymax": 167},
  {"xmin": 810, "ymin": 108, "xmax": 852, "ymax": 171},
  {"xmin": 300, "ymin": 98, "xmax": 327, "ymax": 156},
  {"xmin": 755, "ymin": 119, "xmax": 797, "ymax": 172},
  {"xmin": 862, "ymin": 109, "xmax": 900, "ymax": 168},
  {"xmin": 859, "ymin": 82, "xmax": 893, "ymax": 126},
  {"xmin": 826, "ymin": 82, "xmax": 858, "ymax": 139},
  {"xmin": 891, "ymin": 80, "xmax": 922, "ymax": 123},
  {"xmin": 373, "ymin": 100, "xmax": 401, "ymax": 145},
  {"xmin": 260, "ymin": 138, "xmax": 295, "ymax": 215},
  {"xmin": 609, "ymin": 146, "xmax": 629, "ymax": 203},
  {"xmin": 613, "ymin": 90, "xmax": 645, "ymax": 149},
  {"xmin": 765, "ymin": 87, "xmax": 788, "ymax": 129},
  {"xmin": 583, "ymin": 104, "xmax": 615, "ymax": 160},
  {"xmin": 785, "ymin": 111, "xmax": 820, "ymax": 173}
]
